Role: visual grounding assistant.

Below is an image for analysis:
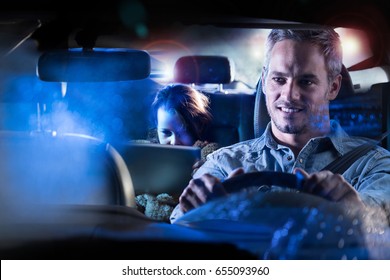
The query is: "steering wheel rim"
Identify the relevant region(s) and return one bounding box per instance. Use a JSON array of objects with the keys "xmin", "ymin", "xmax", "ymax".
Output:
[
  {"xmin": 219, "ymin": 171, "xmax": 350, "ymax": 209},
  {"xmin": 175, "ymin": 171, "xmax": 371, "ymax": 259},
  {"xmin": 222, "ymin": 171, "xmax": 305, "ymax": 193}
]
